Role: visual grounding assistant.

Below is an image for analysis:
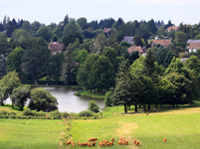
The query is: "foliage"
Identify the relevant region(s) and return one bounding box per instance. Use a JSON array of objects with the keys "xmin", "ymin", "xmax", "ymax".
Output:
[
  {"xmin": 79, "ymin": 110, "xmax": 94, "ymax": 117},
  {"xmin": 0, "ymin": 56, "xmax": 7, "ymax": 78},
  {"xmin": 49, "ymin": 110, "xmax": 61, "ymax": 119},
  {"xmin": 75, "ymin": 49, "xmax": 88, "ymax": 64},
  {"xmin": 21, "ymin": 37, "xmax": 50, "ymax": 84},
  {"xmin": 104, "ymin": 90, "xmax": 113, "ymax": 107},
  {"xmin": 10, "ymin": 84, "xmax": 31, "ymax": 111},
  {"xmin": 133, "ymin": 35, "xmax": 143, "ymax": 47},
  {"xmin": 47, "ymin": 52, "xmax": 64, "ymax": 83},
  {"xmin": 174, "ymin": 31, "xmax": 187, "ymax": 43},
  {"xmin": 11, "ymin": 29, "xmax": 31, "ymax": 43},
  {"xmin": 61, "ymin": 112, "xmax": 69, "ymax": 118},
  {"xmin": 36, "ymin": 26, "xmax": 52, "ymax": 43},
  {"xmin": 29, "ymin": 88, "xmax": 58, "ymax": 112},
  {"xmin": 0, "ymin": 71, "xmax": 21, "ymax": 106},
  {"xmin": 22, "ymin": 108, "xmax": 36, "ymax": 116},
  {"xmin": 63, "ymin": 20, "xmax": 78, "ymax": 37},
  {"xmin": 88, "ymin": 100, "xmax": 100, "ymax": 113},
  {"xmin": 88, "ymin": 55, "xmax": 115, "ymax": 91}
]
